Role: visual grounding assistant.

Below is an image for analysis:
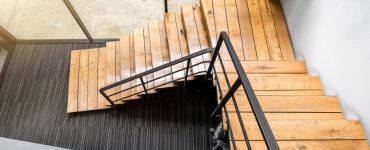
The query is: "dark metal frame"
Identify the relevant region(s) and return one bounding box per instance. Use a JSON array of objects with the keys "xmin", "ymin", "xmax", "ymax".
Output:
[
  {"xmin": 63, "ymin": 0, "xmax": 94, "ymax": 42},
  {"xmin": 99, "ymin": 32, "xmax": 279, "ymax": 150},
  {"xmin": 0, "ymin": 25, "xmax": 17, "ymax": 88}
]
